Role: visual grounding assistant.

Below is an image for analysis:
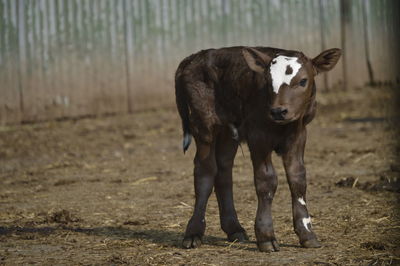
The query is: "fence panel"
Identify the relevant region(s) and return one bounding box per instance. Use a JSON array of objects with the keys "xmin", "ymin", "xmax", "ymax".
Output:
[
  {"xmin": 0, "ymin": 0, "xmax": 21, "ymax": 124},
  {"xmin": 0, "ymin": 0, "xmax": 399, "ymax": 124}
]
